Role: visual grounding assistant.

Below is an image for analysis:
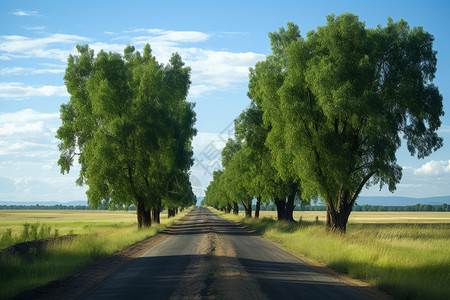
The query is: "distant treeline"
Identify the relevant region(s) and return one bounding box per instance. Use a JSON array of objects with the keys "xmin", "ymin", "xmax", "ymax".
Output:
[
  {"xmin": 257, "ymin": 203, "xmax": 449, "ymax": 212},
  {"xmin": 0, "ymin": 204, "xmax": 137, "ymax": 211}
]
